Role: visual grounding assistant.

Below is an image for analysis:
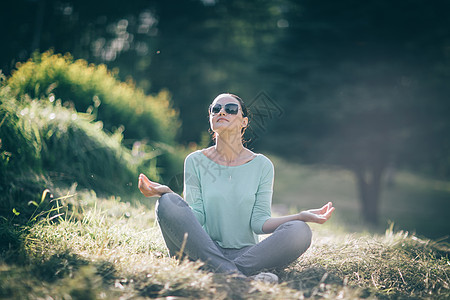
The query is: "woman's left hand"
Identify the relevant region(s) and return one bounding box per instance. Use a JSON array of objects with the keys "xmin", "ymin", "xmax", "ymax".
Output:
[
  {"xmin": 138, "ymin": 174, "xmax": 172, "ymax": 197},
  {"xmin": 298, "ymin": 202, "xmax": 335, "ymax": 224}
]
